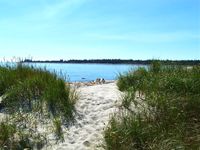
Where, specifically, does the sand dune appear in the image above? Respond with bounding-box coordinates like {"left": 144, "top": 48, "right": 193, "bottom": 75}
{"left": 52, "top": 82, "right": 122, "bottom": 150}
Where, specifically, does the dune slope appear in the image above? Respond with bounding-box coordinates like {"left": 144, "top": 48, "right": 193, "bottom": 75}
{"left": 53, "top": 82, "right": 121, "bottom": 150}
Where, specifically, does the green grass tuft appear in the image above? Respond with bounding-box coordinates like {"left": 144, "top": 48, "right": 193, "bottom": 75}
{"left": 105, "top": 61, "right": 200, "bottom": 150}
{"left": 0, "top": 63, "right": 77, "bottom": 149}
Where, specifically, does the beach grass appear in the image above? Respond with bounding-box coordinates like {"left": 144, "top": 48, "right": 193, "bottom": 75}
{"left": 104, "top": 61, "right": 200, "bottom": 149}
{"left": 0, "top": 63, "right": 77, "bottom": 149}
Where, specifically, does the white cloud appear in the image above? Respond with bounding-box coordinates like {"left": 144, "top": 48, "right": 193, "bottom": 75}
{"left": 0, "top": 0, "right": 89, "bottom": 33}
{"left": 0, "top": 0, "right": 88, "bottom": 22}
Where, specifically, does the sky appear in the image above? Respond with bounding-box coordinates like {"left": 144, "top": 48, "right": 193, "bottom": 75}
{"left": 0, "top": 0, "right": 199, "bottom": 61}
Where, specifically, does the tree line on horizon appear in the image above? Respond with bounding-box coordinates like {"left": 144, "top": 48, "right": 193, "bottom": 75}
{"left": 22, "top": 59, "right": 200, "bottom": 65}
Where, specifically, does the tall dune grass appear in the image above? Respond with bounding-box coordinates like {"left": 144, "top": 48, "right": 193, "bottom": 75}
{"left": 0, "top": 63, "right": 77, "bottom": 149}
{"left": 104, "top": 61, "right": 200, "bottom": 149}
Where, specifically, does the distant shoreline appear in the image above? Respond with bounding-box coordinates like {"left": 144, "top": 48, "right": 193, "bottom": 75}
{"left": 22, "top": 59, "right": 200, "bottom": 66}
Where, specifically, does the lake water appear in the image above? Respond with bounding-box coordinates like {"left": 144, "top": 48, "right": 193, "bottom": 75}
{"left": 22, "top": 63, "right": 145, "bottom": 82}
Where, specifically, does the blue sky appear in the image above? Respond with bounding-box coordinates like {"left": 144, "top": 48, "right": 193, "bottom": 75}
{"left": 0, "top": 0, "right": 199, "bottom": 60}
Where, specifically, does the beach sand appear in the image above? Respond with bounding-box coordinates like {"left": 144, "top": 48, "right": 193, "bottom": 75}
{"left": 51, "top": 82, "right": 122, "bottom": 150}
{"left": 0, "top": 82, "right": 122, "bottom": 150}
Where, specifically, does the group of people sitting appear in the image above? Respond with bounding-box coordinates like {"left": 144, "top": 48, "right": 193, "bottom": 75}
{"left": 95, "top": 78, "right": 105, "bottom": 84}
{"left": 73, "top": 78, "right": 106, "bottom": 87}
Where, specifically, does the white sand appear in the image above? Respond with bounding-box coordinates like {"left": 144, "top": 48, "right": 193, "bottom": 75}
{"left": 52, "top": 82, "right": 122, "bottom": 150}
{"left": 0, "top": 82, "right": 122, "bottom": 150}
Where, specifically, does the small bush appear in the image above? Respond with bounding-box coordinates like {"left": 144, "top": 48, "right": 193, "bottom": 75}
{"left": 0, "top": 122, "right": 16, "bottom": 148}
{"left": 0, "top": 120, "right": 47, "bottom": 150}
{"left": 105, "top": 62, "right": 200, "bottom": 149}
{"left": 53, "top": 117, "right": 64, "bottom": 142}
{"left": 0, "top": 63, "right": 77, "bottom": 149}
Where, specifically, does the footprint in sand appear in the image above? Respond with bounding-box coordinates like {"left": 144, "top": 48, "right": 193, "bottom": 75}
{"left": 48, "top": 82, "right": 121, "bottom": 150}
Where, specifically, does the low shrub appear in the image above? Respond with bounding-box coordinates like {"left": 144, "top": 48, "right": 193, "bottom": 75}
{"left": 0, "top": 63, "right": 77, "bottom": 149}
{"left": 105, "top": 62, "right": 200, "bottom": 149}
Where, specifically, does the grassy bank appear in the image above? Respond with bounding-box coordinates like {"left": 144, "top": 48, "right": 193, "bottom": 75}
{"left": 104, "top": 61, "right": 200, "bottom": 150}
{"left": 0, "top": 63, "right": 77, "bottom": 149}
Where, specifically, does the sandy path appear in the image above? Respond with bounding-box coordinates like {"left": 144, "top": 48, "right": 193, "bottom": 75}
{"left": 53, "top": 82, "right": 121, "bottom": 150}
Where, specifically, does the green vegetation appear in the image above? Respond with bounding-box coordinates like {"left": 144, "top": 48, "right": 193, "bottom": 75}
{"left": 104, "top": 61, "right": 200, "bottom": 150}
{"left": 0, "top": 121, "right": 47, "bottom": 150}
{"left": 53, "top": 117, "right": 64, "bottom": 142}
{"left": 23, "top": 59, "right": 200, "bottom": 65}
{"left": 0, "top": 63, "right": 77, "bottom": 149}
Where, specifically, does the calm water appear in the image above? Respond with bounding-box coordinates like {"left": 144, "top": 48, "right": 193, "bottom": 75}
{"left": 21, "top": 63, "right": 145, "bottom": 82}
